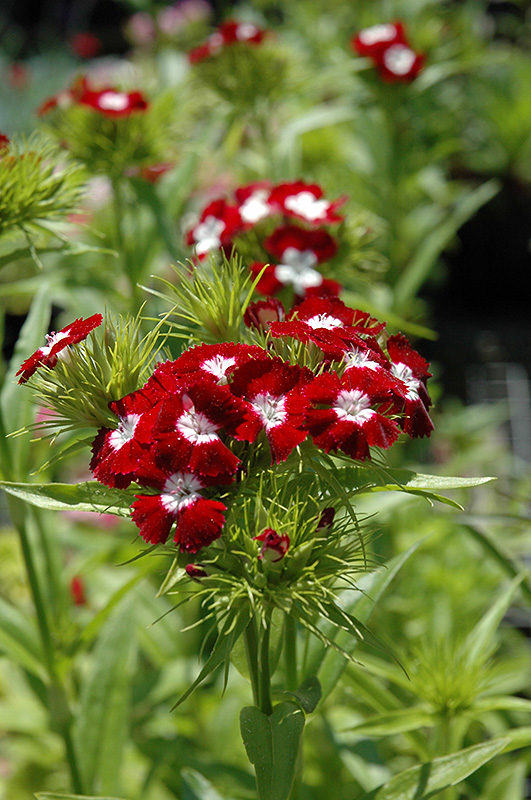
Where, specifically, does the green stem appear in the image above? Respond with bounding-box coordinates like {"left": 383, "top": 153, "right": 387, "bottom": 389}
{"left": 435, "top": 714, "right": 458, "bottom": 800}
{"left": 284, "top": 613, "right": 298, "bottom": 692}
{"left": 244, "top": 616, "right": 260, "bottom": 707}
{"left": 258, "top": 617, "right": 273, "bottom": 716}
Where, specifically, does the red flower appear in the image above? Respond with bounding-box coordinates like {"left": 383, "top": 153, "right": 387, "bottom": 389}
{"left": 269, "top": 181, "right": 346, "bottom": 225}
{"left": 235, "top": 181, "right": 273, "bottom": 225}
{"left": 243, "top": 298, "right": 285, "bottom": 331}
{"left": 90, "top": 386, "right": 161, "bottom": 488}
{"left": 374, "top": 43, "right": 425, "bottom": 83}
{"left": 16, "top": 314, "right": 103, "bottom": 383}
{"left": 0, "top": 133, "right": 9, "bottom": 152}
{"left": 351, "top": 22, "right": 406, "bottom": 57}
{"left": 69, "top": 32, "right": 102, "bottom": 59}
{"left": 166, "top": 342, "right": 266, "bottom": 385}
{"left": 186, "top": 198, "right": 242, "bottom": 256}
{"left": 304, "top": 370, "right": 400, "bottom": 461}
{"left": 131, "top": 471, "right": 226, "bottom": 551}
{"left": 387, "top": 334, "right": 433, "bottom": 437}
{"left": 231, "top": 357, "right": 312, "bottom": 462}
{"left": 254, "top": 225, "right": 338, "bottom": 297}
{"left": 37, "top": 76, "right": 149, "bottom": 117}
{"left": 188, "top": 19, "right": 266, "bottom": 63}
{"left": 270, "top": 297, "right": 385, "bottom": 360}
{"left": 70, "top": 575, "right": 87, "bottom": 605}
{"left": 254, "top": 528, "right": 290, "bottom": 562}
{"left": 151, "top": 381, "right": 245, "bottom": 477}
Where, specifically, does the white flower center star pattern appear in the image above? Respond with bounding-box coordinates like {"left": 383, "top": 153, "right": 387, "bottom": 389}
{"left": 275, "top": 247, "right": 322, "bottom": 293}
{"left": 193, "top": 216, "right": 226, "bottom": 255}
{"left": 177, "top": 409, "right": 220, "bottom": 443}
{"left": 160, "top": 472, "right": 204, "bottom": 514}
{"left": 97, "top": 92, "right": 130, "bottom": 111}
{"left": 201, "top": 355, "right": 237, "bottom": 384}
{"left": 109, "top": 413, "right": 141, "bottom": 450}
{"left": 392, "top": 362, "right": 420, "bottom": 398}
{"left": 284, "top": 191, "right": 330, "bottom": 222}
{"left": 252, "top": 393, "right": 287, "bottom": 429}
{"left": 382, "top": 44, "right": 416, "bottom": 75}
{"left": 358, "top": 24, "right": 397, "bottom": 45}
{"left": 306, "top": 313, "right": 343, "bottom": 330}
{"left": 334, "top": 390, "right": 375, "bottom": 423}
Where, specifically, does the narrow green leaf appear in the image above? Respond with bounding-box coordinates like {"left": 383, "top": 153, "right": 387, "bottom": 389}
{"left": 347, "top": 707, "right": 435, "bottom": 737}
{"left": 473, "top": 696, "right": 531, "bottom": 714}
{"left": 0, "top": 595, "right": 46, "bottom": 680}
{"left": 35, "top": 795, "right": 130, "bottom": 800}
{"left": 359, "top": 738, "right": 509, "bottom": 799}
{"left": 181, "top": 768, "right": 233, "bottom": 800}
{"left": 0, "top": 480, "right": 133, "bottom": 517}
{"left": 171, "top": 608, "right": 251, "bottom": 710}
{"left": 463, "top": 524, "right": 531, "bottom": 606}
{"left": 74, "top": 599, "right": 137, "bottom": 796}
{"left": 463, "top": 575, "right": 524, "bottom": 672}
{"left": 240, "top": 701, "right": 304, "bottom": 800}
{"left": 290, "top": 676, "right": 321, "bottom": 714}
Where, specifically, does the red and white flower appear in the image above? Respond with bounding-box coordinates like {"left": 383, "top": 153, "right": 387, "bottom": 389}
{"left": 387, "top": 333, "right": 433, "bottom": 437}
{"left": 151, "top": 381, "right": 245, "bottom": 477}
{"left": 253, "top": 226, "right": 338, "bottom": 297}
{"left": 235, "top": 181, "right": 273, "bottom": 225}
{"left": 243, "top": 298, "right": 285, "bottom": 331}
{"left": 375, "top": 43, "right": 425, "bottom": 83}
{"left": 38, "top": 76, "right": 149, "bottom": 117}
{"left": 304, "top": 371, "right": 400, "bottom": 461}
{"left": 164, "top": 342, "right": 266, "bottom": 385}
{"left": 89, "top": 386, "right": 160, "bottom": 488}
{"left": 351, "top": 22, "right": 406, "bottom": 58}
{"left": 16, "top": 314, "right": 103, "bottom": 384}
{"left": 269, "top": 181, "right": 346, "bottom": 225}
{"left": 231, "top": 357, "right": 312, "bottom": 462}
{"left": 188, "top": 19, "right": 266, "bottom": 63}
{"left": 186, "top": 198, "right": 242, "bottom": 257}
{"left": 131, "top": 470, "right": 226, "bottom": 551}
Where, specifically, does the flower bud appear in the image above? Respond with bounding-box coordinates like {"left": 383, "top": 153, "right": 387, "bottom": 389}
{"left": 185, "top": 564, "right": 209, "bottom": 581}
{"left": 244, "top": 298, "right": 285, "bottom": 331}
{"left": 254, "top": 528, "right": 290, "bottom": 562}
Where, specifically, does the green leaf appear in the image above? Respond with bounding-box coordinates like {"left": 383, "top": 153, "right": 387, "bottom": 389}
{"left": 181, "top": 768, "right": 233, "bottom": 800}
{"left": 463, "top": 574, "right": 524, "bottom": 672}
{"left": 171, "top": 608, "right": 251, "bottom": 710}
{"left": 0, "top": 480, "right": 134, "bottom": 517}
{"left": 0, "top": 595, "right": 46, "bottom": 680}
{"left": 74, "top": 598, "right": 137, "bottom": 796}
{"left": 348, "top": 707, "right": 435, "bottom": 737}
{"left": 240, "top": 701, "right": 305, "bottom": 800}
{"left": 35, "top": 795, "right": 131, "bottom": 800}
{"left": 359, "top": 737, "right": 509, "bottom": 799}
{"left": 290, "top": 676, "right": 322, "bottom": 714}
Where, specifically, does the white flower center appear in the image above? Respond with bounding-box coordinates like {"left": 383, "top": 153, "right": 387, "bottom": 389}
{"left": 391, "top": 362, "right": 420, "bottom": 399}
{"left": 344, "top": 347, "right": 379, "bottom": 370}
{"left": 41, "top": 330, "right": 70, "bottom": 356}
{"left": 202, "top": 355, "right": 237, "bottom": 384}
{"left": 305, "top": 313, "right": 343, "bottom": 330}
{"left": 358, "top": 24, "right": 397, "bottom": 46}
{"left": 382, "top": 44, "right": 416, "bottom": 75}
{"left": 284, "top": 191, "right": 329, "bottom": 222}
{"left": 109, "top": 413, "right": 141, "bottom": 450}
{"left": 193, "top": 215, "right": 226, "bottom": 255}
{"left": 160, "top": 472, "right": 204, "bottom": 514}
{"left": 239, "top": 191, "right": 270, "bottom": 223}
{"left": 334, "top": 389, "right": 375, "bottom": 423}
{"left": 236, "top": 23, "right": 259, "bottom": 40}
{"left": 252, "top": 393, "right": 287, "bottom": 429}
{"left": 177, "top": 409, "right": 220, "bottom": 443}
{"left": 97, "top": 91, "right": 130, "bottom": 111}
{"left": 274, "top": 248, "right": 322, "bottom": 293}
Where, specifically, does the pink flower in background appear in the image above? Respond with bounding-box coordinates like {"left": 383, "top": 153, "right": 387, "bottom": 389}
{"left": 16, "top": 314, "right": 103, "bottom": 384}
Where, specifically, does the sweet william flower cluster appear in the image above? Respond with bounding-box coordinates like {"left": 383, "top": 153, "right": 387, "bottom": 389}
{"left": 18, "top": 293, "right": 433, "bottom": 556}
{"left": 186, "top": 180, "right": 346, "bottom": 300}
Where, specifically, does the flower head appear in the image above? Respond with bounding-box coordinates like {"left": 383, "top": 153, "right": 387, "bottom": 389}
{"left": 269, "top": 181, "right": 346, "bottom": 225}
{"left": 16, "top": 314, "right": 103, "bottom": 384}
{"left": 351, "top": 21, "right": 425, "bottom": 83}
{"left": 188, "top": 19, "right": 267, "bottom": 63}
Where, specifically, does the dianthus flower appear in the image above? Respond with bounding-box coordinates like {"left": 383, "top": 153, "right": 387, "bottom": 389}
{"left": 131, "top": 468, "right": 227, "bottom": 551}
{"left": 0, "top": 133, "right": 9, "bottom": 152}
{"left": 304, "top": 370, "right": 401, "bottom": 460}
{"left": 268, "top": 181, "right": 346, "bottom": 225}
{"left": 38, "top": 76, "right": 149, "bottom": 117}
{"left": 235, "top": 181, "right": 273, "bottom": 225}
{"left": 250, "top": 226, "right": 339, "bottom": 298}
{"left": 188, "top": 19, "right": 267, "bottom": 63}
{"left": 351, "top": 22, "right": 406, "bottom": 57}
{"left": 254, "top": 528, "right": 290, "bottom": 561}
{"left": 351, "top": 21, "right": 425, "bottom": 83}
{"left": 387, "top": 333, "right": 433, "bottom": 437}
{"left": 186, "top": 198, "right": 242, "bottom": 257}
{"left": 231, "top": 357, "right": 313, "bottom": 463}
{"left": 16, "top": 314, "right": 103, "bottom": 384}
{"left": 160, "top": 342, "right": 266, "bottom": 386}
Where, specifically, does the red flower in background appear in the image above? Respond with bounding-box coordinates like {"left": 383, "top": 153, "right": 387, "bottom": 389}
{"left": 16, "top": 314, "right": 103, "bottom": 384}
{"left": 69, "top": 32, "right": 102, "bottom": 59}
{"left": 188, "top": 19, "right": 267, "bottom": 63}
{"left": 351, "top": 22, "right": 406, "bottom": 57}
{"left": 186, "top": 198, "right": 242, "bottom": 257}
{"left": 38, "top": 76, "right": 149, "bottom": 117}
{"left": 269, "top": 181, "right": 346, "bottom": 225}
{"left": 351, "top": 21, "right": 425, "bottom": 83}
{"left": 0, "top": 132, "right": 9, "bottom": 152}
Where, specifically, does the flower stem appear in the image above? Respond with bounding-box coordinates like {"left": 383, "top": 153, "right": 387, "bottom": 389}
{"left": 284, "top": 613, "right": 298, "bottom": 692}
{"left": 244, "top": 616, "right": 260, "bottom": 707}
{"left": 258, "top": 617, "right": 273, "bottom": 716}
